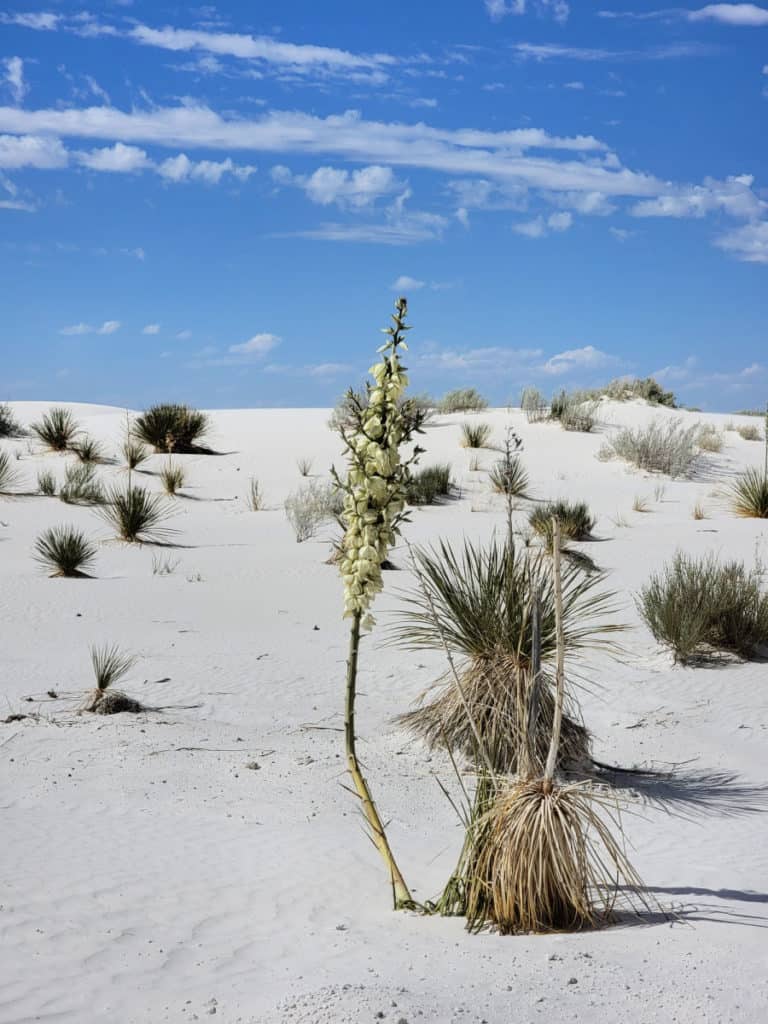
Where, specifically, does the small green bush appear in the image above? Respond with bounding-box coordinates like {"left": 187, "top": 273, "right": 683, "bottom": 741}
{"left": 529, "top": 500, "right": 595, "bottom": 544}
{"left": 134, "top": 404, "right": 210, "bottom": 453}
{"left": 638, "top": 552, "right": 768, "bottom": 663}
{"left": 31, "top": 407, "right": 80, "bottom": 452}
{"left": 37, "top": 469, "right": 57, "bottom": 496}
{"left": 0, "top": 403, "right": 24, "bottom": 438}
{"left": 460, "top": 422, "right": 492, "bottom": 449}
{"left": 600, "top": 419, "right": 700, "bottom": 477}
{"left": 406, "top": 464, "right": 453, "bottom": 505}
{"left": 439, "top": 388, "right": 489, "bottom": 414}
{"left": 98, "top": 484, "right": 174, "bottom": 543}
{"left": 34, "top": 525, "right": 97, "bottom": 577}
{"left": 60, "top": 463, "right": 104, "bottom": 505}
{"left": 550, "top": 391, "right": 599, "bottom": 433}
{"left": 729, "top": 468, "right": 768, "bottom": 519}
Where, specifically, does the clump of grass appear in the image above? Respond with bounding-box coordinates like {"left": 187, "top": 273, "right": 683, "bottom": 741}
{"left": 406, "top": 463, "right": 453, "bottom": 505}
{"left": 638, "top": 551, "right": 768, "bottom": 663}
{"left": 122, "top": 436, "right": 149, "bottom": 470}
{"left": 550, "top": 391, "right": 598, "bottom": 433}
{"left": 585, "top": 376, "right": 676, "bottom": 407}
{"left": 31, "top": 407, "right": 80, "bottom": 452}
{"left": 0, "top": 450, "right": 20, "bottom": 494}
{"left": 729, "top": 468, "right": 768, "bottom": 519}
{"left": 152, "top": 553, "right": 180, "bottom": 575}
{"left": 284, "top": 479, "right": 342, "bottom": 542}
{"left": 736, "top": 423, "right": 762, "bottom": 441}
{"left": 160, "top": 459, "right": 185, "bottom": 496}
{"left": 60, "top": 463, "right": 104, "bottom": 505}
{"left": 439, "top": 388, "right": 488, "bottom": 414}
{"left": 98, "top": 484, "right": 174, "bottom": 543}
{"left": 74, "top": 436, "right": 107, "bottom": 464}
{"left": 521, "top": 386, "right": 548, "bottom": 424}
{"left": 600, "top": 418, "right": 700, "bottom": 477}
{"left": 84, "top": 644, "right": 143, "bottom": 714}
{"left": 696, "top": 423, "right": 724, "bottom": 453}
{"left": 692, "top": 501, "right": 707, "bottom": 520}
{"left": 297, "top": 456, "right": 314, "bottom": 477}
{"left": 468, "top": 454, "right": 482, "bottom": 472}
{"left": 529, "top": 500, "right": 595, "bottom": 544}
{"left": 460, "top": 422, "right": 492, "bottom": 449}
{"left": 37, "top": 469, "right": 57, "bottom": 496}
{"left": 0, "top": 402, "right": 24, "bottom": 438}
{"left": 134, "top": 403, "right": 210, "bottom": 453}
{"left": 33, "top": 525, "right": 97, "bottom": 577}
{"left": 632, "top": 494, "right": 650, "bottom": 513}
{"left": 246, "top": 476, "right": 264, "bottom": 510}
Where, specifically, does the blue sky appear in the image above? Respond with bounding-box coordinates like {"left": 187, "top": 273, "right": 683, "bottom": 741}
{"left": 1, "top": 1, "right": 766, "bottom": 410}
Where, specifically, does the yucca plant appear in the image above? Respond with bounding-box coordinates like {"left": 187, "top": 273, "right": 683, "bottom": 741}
{"left": 406, "top": 463, "right": 453, "bottom": 505}
{"left": 60, "top": 463, "right": 104, "bottom": 505}
{"left": 460, "top": 422, "right": 492, "bottom": 449}
{"left": 31, "top": 407, "right": 80, "bottom": 452}
{"left": 639, "top": 551, "right": 768, "bottom": 663}
{"left": 37, "top": 469, "right": 57, "bottom": 496}
{"left": 33, "top": 525, "right": 97, "bottom": 577}
{"left": 0, "top": 450, "right": 20, "bottom": 494}
{"left": 74, "top": 436, "right": 106, "bottom": 464}
{"left": 729, "top": 467, "right": 768, "bottom": 519}
{"left": 134, "top": 403, "right": 210, "bottom": 453}
{"left": 246, "top": 476, "right": 264, "bottom": 510}
{"left": 297, "top": 456, "right": 314, "bottom": 477}
{"left": 84, "top": 644, "right": 143, "bottom": 714}
{"left": 122, "top": 436, "right": 149, "bottom": 470}
{"left": 0, "top": 402, "right": 24, "bottom": 438}
{"left": 529, "top": 500, "right": 595, "bottom": 545}
{"left": 393, "top": 537, "right": 622, "bottom": 775}
{"left": 488, "top": 457, "right": 528, "bottom": 498}
{"left": 160, "top": 459, "right": 185, "bottom": 496}
{"left": 98, "top": 484, "right": 174, "bottom": 543}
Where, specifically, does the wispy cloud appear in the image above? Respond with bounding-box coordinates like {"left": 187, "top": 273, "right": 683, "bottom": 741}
{"left": 142, "top": 323, "right": 160, "bottom": 335}
{"left": 512, "top": 41, "right": 717, "bottom": 61}
{"left": 539, "top": 344, "right": 618, "bottom": 374}
{"left": 714, "top": 220, "right": 768, "bottom": 262}
{"left": 228, "top": 332, "right": 281, "bottom": 355}
{"left": 3, "top": 57, "right": 26, "bottom": 105}
{"left": 513, "top": 210, "right": 573, "bottom": 237}
{"left": 485, "top": 1, "right": 570, "bottom": 24}
{"left": 59, "top": 319, "right": 120, "bottom": 336}
{"left": 599, "top": 5, "right": 768, "bottom": 27}
{"left": 271, "top": 164, "right": 400, "bottom": 208}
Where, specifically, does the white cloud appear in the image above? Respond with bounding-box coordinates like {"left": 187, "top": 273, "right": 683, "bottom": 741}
{"left": 59, "top": 322, "right": 92, "bottom": 335}
{"left": 176, "top": 329, "right": 192, "bottom": 339}
{"left": 547, "top": 210, "right": 573, "bottom": 231}
{"left": 416, "top": 342, "right": 543, "bottom": 373}
{"left": 540, "top": 345, "right": 617, "bottom": 375}
{"left": 3, "top": 58, "right": 26, "bottom": 105}
{"left": 486, "top": 0, "right": 526, "bottom": 19}
{"left": 0, "top": 12, "right": 60, "bottom": 30}
{"left": 97, "top": 320, "right": 120, "bottom": 335}
{"left": 142, "top": 323, "right": 160, "bottom": 334}
{"left": 391, "top": 275, "right": 425, "bottom": 290}
{"left": 273, "top": 163, "right": 398, "bottom": 208}
{"left": 689, "top": 4, "right": 768, "bottom": 26}
{"left": 485, "top": 0, "right": 569, "bottom": 22}
{"left": 156, "top": 151, "right": 255, "bottom": 183}
{"left": 630, "top": 175, "right": 766, "bottom": 220}
{"left": 714, "top": 220, "right": 768, "bottom": 262}
{"left": 513, "top": 210, "right": 573, "bottom": 237}
{"left": 78, "top": 142, "right": 150, "bottom": 173}
{"left": 0, "top": 133, "right": 67, "bottom": 169}
{"left": 609, "top": 226, "right": 635, "bottom": 241}
{"left": 228, "top": 332, "right": 281, "bottom": 355}
{"left": 512, "top": 41, "right": 715, "bottom": 61}
{"left": 564, "top": 81, "right": 584, "bottom": 90}
{"left": 0, "top": 197, "right": 36, "bottom": 211}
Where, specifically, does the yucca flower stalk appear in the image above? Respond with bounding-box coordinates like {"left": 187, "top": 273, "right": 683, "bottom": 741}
{"left": 332, "top": 297, "right": 424, "bottom": 908}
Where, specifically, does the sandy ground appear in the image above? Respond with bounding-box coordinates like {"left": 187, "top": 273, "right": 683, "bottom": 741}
{"left": 1, "top": 399, "right": 767, "bottom": 1024}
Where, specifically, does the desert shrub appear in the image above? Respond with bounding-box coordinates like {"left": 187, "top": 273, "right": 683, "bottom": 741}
{"left": 134, "top": 403, "right": 210, "bottom": 453}
{"left": 284, "top": 479, "right": 343, "bottom": 542}
{"left": 160, "top": 460, "right": 185, "bottom": 496}
{"left": 696, "top": 423, "right": 724, "bottom": 453}
{"left": 406, "top": 463, "right": 453, "bottom": 505}
{"left": 33, "top": 525, "right": 97, "bottom": 577}
{"left": 550, "top": 391, "right": 598, "bottom": 433}
{"left": 521, "top": 386, "right": 548, "bottom": 424}
{"left": 0, "top": 450, "right": 20, "bottom": 494}
{"left": 0, "top": 403, "right": 24, "bottom": 438}
{"left": 639, "top": 552, "right": 768, "bottom": 663}
{"left": 729, "top": 468, "right": 768, "bottom": 519}
{"left": 31, "top": 407, "right": 80, "bottom": 451}
{"left": 600, "top": 419, "right": 700, "bottom": 477}
{"left": 74, "top": 436, "right": 107, "bottom": 464}
{"left": 297, "top": 456, "right": 313, "bottom": 477}
{"left": 60, "top": 463, "right": 104, "bottom": 505}
{"left": 736, "top": 423, "right": 762, "bottom": 441}
{"left": 439, "top": 388, "right": 489, "bottom": 414}
{"left": 529, "top": 500, "right": 595, "bottom": 544}
{"left": 488, "top": 457, "right": 528, "bottom": 497}
{"left": 85, "top": 644, "right": 143, "bottom": 714}
{"left": 123, "top": 437, "right": 149, "bottom": 470}
{"left": 460, "top": 422, "right": 492, "bottom": 449}
{"left": 600, "top": 376, "right": 677, "bottom": 407}
{"left": 37, "top": 469, "right": 56, "bottom": 496}
{"left": 98, "top": 484, "right": 174, "bottom": 543}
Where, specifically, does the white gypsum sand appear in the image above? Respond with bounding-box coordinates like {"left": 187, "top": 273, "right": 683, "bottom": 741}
{"left": 1, "top": 399, "right": 767, "bottom": 1023}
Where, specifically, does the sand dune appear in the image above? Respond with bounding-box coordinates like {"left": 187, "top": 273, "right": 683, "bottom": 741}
{"left": 1, "top": 400, "right": 767, "bottom": 1023}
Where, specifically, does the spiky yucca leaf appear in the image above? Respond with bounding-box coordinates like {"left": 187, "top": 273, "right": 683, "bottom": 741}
{"left": 0, "top": 450, "right": 20, "bottom": 494}
{"left": 134, "top": 404, "right": 209, "bottom": 453}
{"left": 160, "top": 460, "right": 185, "bottom": 495}
{"left": 31, "top": 407, "right": 80, "bottom": 451}
{"left": 529, "top": 500, "right": 595, "bottom": 544}
{"left": 98, "top": 483, "right": 174, "bottom": 543}
{"left": 90, "top": 643, "right": 137, "bottom": 691}
{"left": 729, "top": 467, "right": 768, "bottom": 519}
{"left": 60, "top": 463, "right": 104, "bottom": 505}
{"left": 460, "top": 422, "right": 492, "bottom": 449}
{"left": 37, "top": 469, "right": 57, "bottom": 496}
{"left": 488, "top": 458, "right": 528, "bottom": 497}
{"left": 122, "top": 437, "right": 149, "bottom": 470}
{"left": 74, "top": 436, "right": 106, "bottom": 464}
{"left": 33, "top": 525, "right": 97, "bottom": 577}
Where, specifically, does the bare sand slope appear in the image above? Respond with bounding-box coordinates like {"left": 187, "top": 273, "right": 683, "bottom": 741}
{"left": 1, "top": 401, "right": 767, "bottom": 1023}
